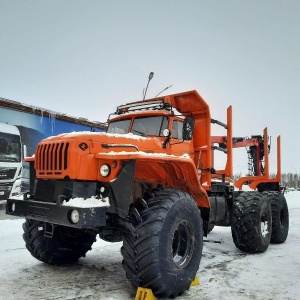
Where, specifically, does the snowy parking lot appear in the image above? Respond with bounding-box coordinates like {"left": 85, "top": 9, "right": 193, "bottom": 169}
{"left": 0, "top": 192, "right": 300, "bottom": 300}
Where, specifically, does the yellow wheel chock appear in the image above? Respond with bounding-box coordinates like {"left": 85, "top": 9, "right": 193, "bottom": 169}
{"left": 135, "top": 287, "right": 157, "bottom": 300}
{"left": 134, "top": 276, "right": 200, "bottom": 299}
{"left": 190, "top": 276, "right": 200, "bottom": 286}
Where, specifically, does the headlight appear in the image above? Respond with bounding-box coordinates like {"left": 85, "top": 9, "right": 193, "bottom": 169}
{"left": 100, "top": 164, "right": 111, "bottom": 177}
{"left": 70, "top": 209, "right": 80, "bottom": 224}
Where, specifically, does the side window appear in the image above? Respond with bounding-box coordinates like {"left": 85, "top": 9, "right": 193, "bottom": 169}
{"left": 172, "top": 121, "right": 183, "bottom": 140}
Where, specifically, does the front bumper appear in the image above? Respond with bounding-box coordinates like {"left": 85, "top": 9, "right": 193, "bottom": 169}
{"left": 6, "top": 198, "right": 107, "bottom": 229}
{"left": 0, "top": 183, "right": 13, "bottom": 200}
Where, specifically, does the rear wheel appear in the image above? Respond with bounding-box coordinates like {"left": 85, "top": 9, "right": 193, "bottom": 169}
{"left": 231, "top": 192, "right": 272, "bottom": 253}
{"left": 121, "top": 188, "right": 203, "bottom": 298}
{"left": 264, "top": 191, "right": 289, "bottom": 243}
{"left": 23, "top": 219, "right": 97, "bottom": 264}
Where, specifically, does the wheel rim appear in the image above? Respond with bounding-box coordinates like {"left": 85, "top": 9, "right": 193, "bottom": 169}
{"left": 260, "top": 212, "right": 270, "bottom": 237}
{"left": 172, "top": 220, "right": 194, "bottom": 268}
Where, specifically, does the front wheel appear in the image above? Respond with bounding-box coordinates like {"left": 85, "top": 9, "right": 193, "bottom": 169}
{"left": 23, "top": 219, "right": 97, "bottom": 264}
{"left": 231, "top": 192, "right": 272, "bottom": 253}
{"left": 121, "top": 188, "right": 203, "bottom": 298}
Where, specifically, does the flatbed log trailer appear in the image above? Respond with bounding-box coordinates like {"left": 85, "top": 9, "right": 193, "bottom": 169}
{"left": 6, "top": 90, "right": 289, "bottom": 298}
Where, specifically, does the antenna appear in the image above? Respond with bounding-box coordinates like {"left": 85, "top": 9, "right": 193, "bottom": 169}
{"left": 143, "top": 72, "right": 154, "bottom": 100}
{"left": 155, "top": 85, "right": 173, "bottom": 97}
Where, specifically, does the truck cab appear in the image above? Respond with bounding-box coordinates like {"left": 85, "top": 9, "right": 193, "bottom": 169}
{"left": 0, "top": 122, "right": 24, "bottom": 200}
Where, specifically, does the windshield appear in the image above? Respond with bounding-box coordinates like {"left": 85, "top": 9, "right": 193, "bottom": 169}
{"left": 0, "top": 133, "right": 21, "bottom": 162}
{"left": 107, "top": 119, "right": 131, "bottom": 134}
{"left": 107, "top": 116, "right": 168, "bottom": 137}
{"left": 131, "top": 116, "right": 168, "bottom": 136}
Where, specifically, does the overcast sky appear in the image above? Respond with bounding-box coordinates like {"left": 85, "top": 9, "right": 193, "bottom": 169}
{"left": 1, "top": 1, "right": 299, "bottom": 174}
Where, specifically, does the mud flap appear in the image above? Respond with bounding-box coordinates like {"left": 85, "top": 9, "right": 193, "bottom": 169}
{"left": 109, "top": 160, "right": 136, "bottom": 218}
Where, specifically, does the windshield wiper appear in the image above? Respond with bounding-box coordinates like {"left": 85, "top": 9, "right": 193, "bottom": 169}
{"left": 132, "top": 129, "right": 146, "bottom": 136}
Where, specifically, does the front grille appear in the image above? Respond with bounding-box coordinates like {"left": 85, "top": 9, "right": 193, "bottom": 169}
{"left": 36, "top": 142, "right": 69, "bottom": 174}
{"left": 0, "top": 167, "right": 17, "bottom": 180}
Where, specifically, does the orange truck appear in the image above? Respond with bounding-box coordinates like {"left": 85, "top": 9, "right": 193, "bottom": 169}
{"left": 6, "top": 90, "right": 289, "bottom": 298}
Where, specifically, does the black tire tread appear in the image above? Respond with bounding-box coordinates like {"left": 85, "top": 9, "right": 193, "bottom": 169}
{"left": 23, "top": 219, "right": 96, "bottom": 265}
{"left": 232, "top": 192, "right": 272, "bottom": 253}
{"left": 264, "top": 191, "right": 289, "bottom": 243}
{"left": 121, "top": 188, "right": 203, "bottom": 298}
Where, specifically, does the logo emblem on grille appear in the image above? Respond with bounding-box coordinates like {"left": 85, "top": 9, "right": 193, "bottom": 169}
{"left": 79, "top": 143, "right": 88, "bottom": 151}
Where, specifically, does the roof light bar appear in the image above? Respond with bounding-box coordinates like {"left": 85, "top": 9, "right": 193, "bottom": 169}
{"left": 116, "top": 100, "right": 171, "bottom": 115}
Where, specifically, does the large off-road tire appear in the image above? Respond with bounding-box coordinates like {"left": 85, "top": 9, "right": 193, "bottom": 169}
{"left": 121, "top": 188, "right": 203, "bottom": 298}
{"left": 231, "top": 192, "right": 272, "bottom": 253}
{"left": 264, "top": 191, "right": 289, "bottom": 243}
{"left": 23, "top": 219, "right": 97, "bottom": 264}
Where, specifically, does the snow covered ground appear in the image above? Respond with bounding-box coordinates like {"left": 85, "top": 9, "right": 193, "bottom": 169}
{"left": 0, "top": 192, "right": 299, "bottom": 300}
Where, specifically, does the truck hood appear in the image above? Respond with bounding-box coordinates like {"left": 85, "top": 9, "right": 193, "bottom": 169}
{"left": 42, "top": 132, "right": 164, "bottom": 154}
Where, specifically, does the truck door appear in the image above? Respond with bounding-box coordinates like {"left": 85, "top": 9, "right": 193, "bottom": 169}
{"left": 169, "top": 119, "right": 194, "bottom": 160}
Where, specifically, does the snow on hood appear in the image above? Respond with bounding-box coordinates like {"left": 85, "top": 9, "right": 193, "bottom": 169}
{"left": 44, "top": 132, "right": 149, "bottom": 141}
{"left": 102, "top": 150, "right": 191, "bottom": 159}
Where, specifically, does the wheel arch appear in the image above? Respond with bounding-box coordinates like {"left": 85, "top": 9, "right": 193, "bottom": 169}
{"left": 104, "top": 154, "right": 210, "bottom": 219}
{"left": 134, "top": 155, "right": 210, "bottom": 208}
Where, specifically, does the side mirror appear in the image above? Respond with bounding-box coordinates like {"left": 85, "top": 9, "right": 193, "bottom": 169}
{"left": 162, "top": 129, "right": 171, "bottom": 149}
{"left": 182, "top": 117, "right": 194, "bottom": 140}
{"left": 162, "top": 128, "right": 170, "bottom": 137}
